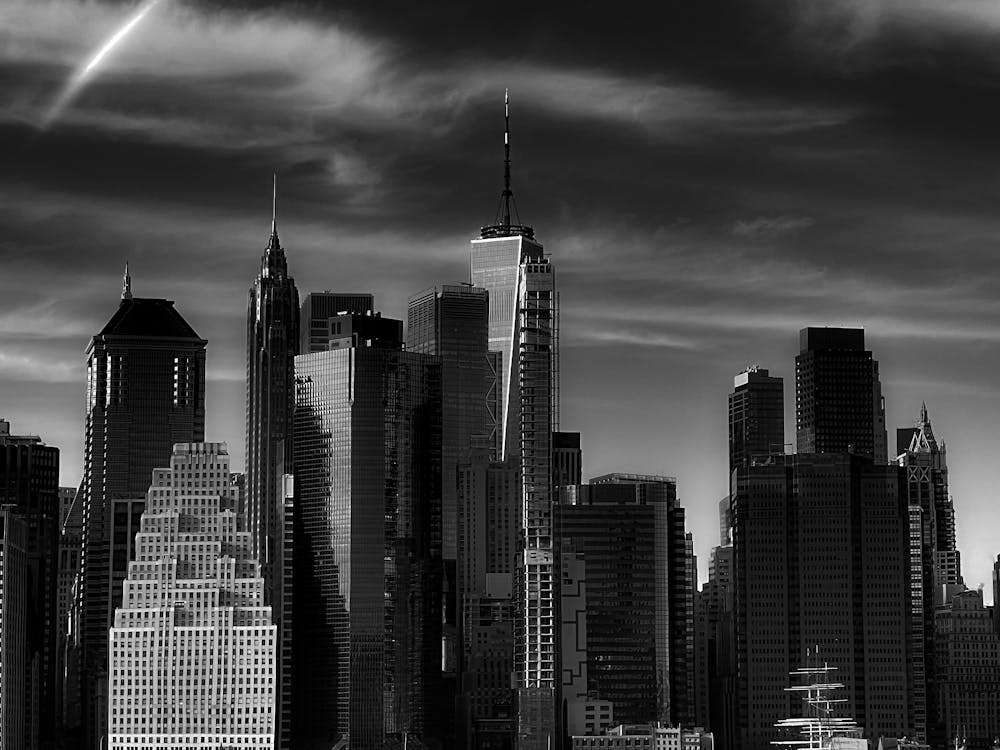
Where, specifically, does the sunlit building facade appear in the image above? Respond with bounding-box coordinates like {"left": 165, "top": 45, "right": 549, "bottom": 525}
{"left": 107, "top": 442, "right": 276, "bottom": 749}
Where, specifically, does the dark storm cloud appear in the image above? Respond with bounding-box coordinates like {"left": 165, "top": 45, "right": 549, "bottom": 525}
{"left": 3, "top": 0, "right": 1000, "bottom": 587}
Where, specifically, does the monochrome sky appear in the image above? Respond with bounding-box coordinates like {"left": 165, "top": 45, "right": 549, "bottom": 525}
{"left": 3, "top": 0, "right": 1000, "bottom": 592}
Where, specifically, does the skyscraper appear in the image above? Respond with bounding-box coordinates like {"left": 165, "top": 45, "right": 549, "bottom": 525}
{"left": 292, "top": 318, "right": 442, "bottom": 750}
{"left": 896, "top": 403, "right": 962, "bottom": 746}
{"left": 0, "top": 419, "right": 60, "bottom": 749}
{"left": 732, "top": 454, "right": 911, "bottom": 750}
{"left": 107, "top": 442, "right": 277, "bottom": 749}
{"left": 795, "top": 327, "right": 888, "bottom": 463}
{"left": 470, "top": 91, "right": 559, "bottom": 750}
{"left": 728, "top": 367, "right": 784, "bottom": 473}
{"left": 79, "top": 270, "right": 206, "bottom": 747}
{"left": 0, "top": 507, "right": 28, "bottom": 749}
{"left": 407, "top": 284, "right": 492, "bottom": 739}
{"left": 299, "top": 291, "right": 375, "bottom": 354}
{"left": 245, "top": 179, "right": 299, "bottom": 749}
{"left": 456, "top": 440, "right": 519, "bottom": 749}
{"left": 556, "top": 474, "right": 695, "bottom": 727}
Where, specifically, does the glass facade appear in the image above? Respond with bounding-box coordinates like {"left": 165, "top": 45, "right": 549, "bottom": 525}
{"left": 79, "top": 296, "right": 206, "bottom": 749}
{"left": 292, "top": 344, "right": 442, "bottom": 750}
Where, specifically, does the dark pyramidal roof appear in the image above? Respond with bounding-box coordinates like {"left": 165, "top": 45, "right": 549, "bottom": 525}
{"left": 99, "top": 297, "right": 202, "bottom": 339}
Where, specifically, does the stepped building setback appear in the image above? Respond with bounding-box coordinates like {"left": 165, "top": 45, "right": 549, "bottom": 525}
{"left": 107, "top": 442, "right": 276, "bottom": 750}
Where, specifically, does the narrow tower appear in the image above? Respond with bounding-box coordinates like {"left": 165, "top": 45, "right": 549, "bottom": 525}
{"left": 470, "top": 93, "right": 560, "bottom": 750}
{"left": 245, "top": 175, "right": 299, "bottom": 750}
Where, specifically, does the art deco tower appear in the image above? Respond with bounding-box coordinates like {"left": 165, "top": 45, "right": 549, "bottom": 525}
{"left": 79, "top": 269, "right": 206, "bottom": 748}
{"left": 245, "top": 178, "right": 299, "bottom": 749}
{"left": 470, "top": 92, "right": 559, "bottom": 750}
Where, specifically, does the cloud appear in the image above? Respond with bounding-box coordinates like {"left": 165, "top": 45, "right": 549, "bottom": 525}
{"left": 732, "top": 215, "right": 815, "bottom": 239}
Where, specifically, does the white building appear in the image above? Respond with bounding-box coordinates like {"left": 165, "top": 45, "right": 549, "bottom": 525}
{"left": 572, "top": 723, "right": 715, "bottom": 750}
{"left": 107, "top": 442, "right": 276, "bottom": 749}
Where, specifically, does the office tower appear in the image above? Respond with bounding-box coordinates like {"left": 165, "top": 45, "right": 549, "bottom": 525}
{"left": 245, "top": 181, "right": 299, "bottom": 749}
{"left": 896, "top": 403, "right": 961, "bottom": 746}
{"left": 0, "top": 419, "right": 61, "bottom": 749}
{"left": 299, "top": 291, "right": 375, "bottom": 353}
{"left": 59, "top": 486, "right": 76, "bottom": 526}
{"left": 407, "top": 284, "right": 491, "bottom": 740}
{"left": 933, "top": 589, "right": 1000, "bottom": 750}
{"left": 471, "top": 92, "right": 559, "bottom": 749}
{"left": 552, "top": 431, "right": 582, "bottom": 490}
{"left": 293, "top": 318, "right": 442, "bottom": 750}
{"left": 795, "top": 327, "right": 887, "bottom": 463}
{"left": 56, "top": 485, "right": 84, "bottom": 735}
{"left": 107, "top": 442, "right": 276, "bottom": 749}
{"left": 0, "top": 507, "right": 28, "bottom": 748}
{"left": 456, "top": 441, "right": 519, "bottom": 749}
{"left": 728, "top": 366, "right": 784, "bottom": 473}
{"left": 732, "top": 454, "right": 911, "bottom": 750}
{"left": 994, "top": 556, "right": 1000, "bottom": 637}
{"left": 555, "top": 474, "right": 694, "bottom": 727}
{"left": 79, "top": 271, "right": 206, "bottom": 747}
{"left": 697, "top": 546, "right": 737, "bottom": 750}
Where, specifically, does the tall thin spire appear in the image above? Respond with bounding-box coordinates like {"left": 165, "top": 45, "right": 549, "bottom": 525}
{"left": 268, "top": 173, "right": 279, "bottom": 249}
{"left": 920, "top": 400, "right": 929, "bottom": 425}
{"left": 121, "top": 261, "right": 132, "bottom": 301}
{"left": 502, "top": 88, "right": 512, "bottom": 229}
{"left": 479, "top": 89, "right": 533, "bottom": 239}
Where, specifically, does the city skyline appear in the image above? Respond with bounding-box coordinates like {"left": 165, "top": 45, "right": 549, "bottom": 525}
{"left": 5, "top": 0, "right": 1000, "bottom": 594}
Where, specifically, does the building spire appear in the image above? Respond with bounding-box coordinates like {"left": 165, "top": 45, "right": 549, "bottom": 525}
{"left": 479, "top": 89, "right": 533, "bottom": 239}
{"left": 268, "top": 173, "right": 279, "bottom": 250}
{"left": 920, "top": 400, "right": 928, "bottom": 425}
{"left": 121, "top": 261, "right": 132, "bottom": 301}
{"left": 502, "top": 88, "right": 512, "bottom": 229}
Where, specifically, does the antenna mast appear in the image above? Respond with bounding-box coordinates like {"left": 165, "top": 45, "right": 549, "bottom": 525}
{"left": 502, "top": 88, "right": 512, "bottom": 229}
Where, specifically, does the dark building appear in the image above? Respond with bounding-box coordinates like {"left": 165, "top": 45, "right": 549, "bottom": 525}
{"left": 245, "top": 190, "right": 299, "bottom": 749}
{"left": 728, "top": 367, "right": 784, "bottom": 474}
{"left": 456, "top": 440, "right": 519, "bottom": 750}
{"left": 407, "top": 284, "right": 492, "bottom": 742}
{"left": 732, "top": 454, "right": 911, "bottom": 750}
{"left": 299, "top": 291, "right": 375, "bottom": 353}
{"left": 933, "top": 589, "right": 1000, "bottom": 750}
{"left": 78, "top": 271, "right": 206, "bottom": 748}
{"left": 697, "top": 546, "right": 736, "bottom": 750}
{"left": 555, "top": 474, "right": 695, "bottom": 727}
{"left": 56, "top": 484, "right": 84, "bottom": 736}
{"left": 292, "top": 318, "right": 443, "bottom": 750}
{"left": 552, "top": 431, "right": 582, "bottom": 491}
{"left": 0, "top": 506, "right": 29, "bottom": 748}
{"left": 895, "top": 403, "right": 961, "bottom": 746}
{"left": 0, "top": 420, "right": 60, "bottom": 750}
{"left": 795, "top": 328, "right": 887, "bottom": 463}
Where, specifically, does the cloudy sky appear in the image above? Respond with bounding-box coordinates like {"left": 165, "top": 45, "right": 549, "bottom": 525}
{"left": 3, "top": 0, "right": 1000, "bottom": 591}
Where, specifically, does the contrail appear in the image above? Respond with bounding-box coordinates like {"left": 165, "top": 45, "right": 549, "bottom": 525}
{"left": 41, "top": 0, "right": 165, "bottom": 131}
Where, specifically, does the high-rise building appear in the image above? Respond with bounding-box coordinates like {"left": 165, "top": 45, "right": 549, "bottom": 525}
{"left": 696, "top": 545, "right": 736, "bottom": 750}
{"left": 552, "top": 431, "right": 582, "bottom": 491}
{"left": 728, "top": 367, "right": 784, "bottom": 474}
{"left": 0, "top": 418, "right": 61, "bottom": 749}
{"left": 245, "top": 181, "right": 299, "bottom": 749}
{"left": 79, "top": 270, "right": 206, "bottom": 747}
{"left": 56, "top": 484, "right": 84, "bottom": 736}
{"left": 896, "top": 403, "right": 961, "bottom": 746}
{"left": 107, "top": 442, "right": 277, "bottom": 749}
{"left": 292, "top": 319, "right": 442, "bottom": 750}
{"left": 0, "top": 507, "right": 29, "bottom": 749}
{"left": 456, "top": 439, "right": 519, "bottom": 749}
{"left": 299, "top": 291, "right": 374, "bottom": 354}
{"left": 795, "top": 328, "right": 887, "bottom": 463}
{"left": 471, "top": 91, "right": 559, "bottom": 749}
{"left": 555, "top": 474, "right": 695, "bottom": 727}
{"left": 408, "top": 285, "right": 491, "bottom": 734}
{"left": 933, "top": 588, "right": 1000, "bottom": 750}
{"left": 732, "top": 454, "right": 911, "bottom": 750}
